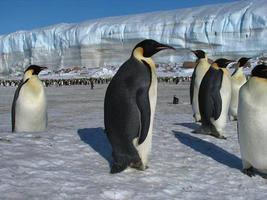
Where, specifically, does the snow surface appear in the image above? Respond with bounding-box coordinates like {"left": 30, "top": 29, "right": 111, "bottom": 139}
{"left": 1, "top": 83, "right": 267, "bottom": 199}
{"left": 0, "top": 0, "right": 267, "bottom": 75}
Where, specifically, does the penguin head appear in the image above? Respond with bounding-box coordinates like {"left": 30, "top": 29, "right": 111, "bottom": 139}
{"left": 251, "top": 64, "right": 267, "bottom": 79}
{"left": 213, "top": 58, "right": 234, "bottom": 68}
{"left": 133, "top": 39, "right": 175, "bottom": 58}
{"left": 191, "top": 50, "right": 206, "bottom": 60}
{"left": 24, "top": 65, "right": 47, "bottom": 80}
{"left": 237, "top": 57, "right": 251, "bottom": 68}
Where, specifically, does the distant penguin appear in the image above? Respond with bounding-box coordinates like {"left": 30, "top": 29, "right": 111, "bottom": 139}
{"left": 229, "top": 57, "right": 250, "bottom": 121}
{"left": 198, "top": 58, "right": 233, "bottom": 139}
{"left": 12, "top": 65, "right": 47, "bottom": 132}
{"left": 173, "top": 95, "right": 179, "bottom": 104}
{"left": 190, "top": 50, "right": 210, "bottom": 122}
{"left": 238, "top": 64, "right": 267, "bottom": 176}
{"left": 104, "top": 39, "right": 175, "bottom": 173}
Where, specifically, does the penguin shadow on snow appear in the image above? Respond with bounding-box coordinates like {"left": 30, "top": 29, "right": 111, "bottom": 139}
{"left": 77, "top": 128, "right": 112, "bottom": 168}
{"left": 174, "top": 122, "right": 200, "bottom": 131}
{"left": 173, "top": 131, "right": 242, "bottom": 170}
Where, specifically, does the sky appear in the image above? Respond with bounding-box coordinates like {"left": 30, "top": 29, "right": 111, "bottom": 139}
{"left": 0, "top": 0, "right": 240, "bottom": 35}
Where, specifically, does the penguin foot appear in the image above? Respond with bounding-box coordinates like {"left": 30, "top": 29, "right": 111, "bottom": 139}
{"left": 130, "top": 160, "right": 145, "bottom": 171}
{"left": 210, "top": 132, "right": 227, "bottom": 140}
{"left": 192, "top": 126, "right": 210, "bottom": 135}
{"left": 110, "top": 162, "right": 128, "bottom": 174}
{"left": 209, "top": 126, "right": 227, "bottom": 140}
{"left": 243, "top": 167, "right": 255, "bottom": 177}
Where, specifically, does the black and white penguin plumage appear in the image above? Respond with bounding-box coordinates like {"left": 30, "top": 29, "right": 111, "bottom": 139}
{"left": 198, "top": 58, "right": 233, "bottom": 139}
{"left": 238, "top": 64, "right": 267, "bottom": 176}
{"left": 12, "top": 65, "right": 47, "bottom": 132}
{"left": 190, "top": 50, "right": 210, "bottom": 122}
{"left": 104, "top": 39, "right": 175, "bottom": 173}
{"left": 229, "top": 57, "right": 250, "bottom": 121}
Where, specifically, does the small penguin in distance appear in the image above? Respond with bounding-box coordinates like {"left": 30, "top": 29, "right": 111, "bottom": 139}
{"left": 198, "top": 58, "right": 234, "bottom": 139}
{"left": 229, "top": 57, "right": 250, "bottom": 121}
{"left": 12, "top": 65, "right": 47, "bottom": 132}
{"left": 104, "top": 39, "right": 175, "bottom": 173}
{"left": 238, "top": 64, "right": 267, "bottom": 176}
{"left": 190, "top": 50, "right": 210, "bottom": 122}
{"left": 173, "top": 95, "right": 179, "bottom": 104}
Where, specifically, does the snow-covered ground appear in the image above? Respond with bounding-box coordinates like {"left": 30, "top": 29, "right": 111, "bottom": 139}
{"left": 1, "top": 83, "right": 267, "bottom": 200}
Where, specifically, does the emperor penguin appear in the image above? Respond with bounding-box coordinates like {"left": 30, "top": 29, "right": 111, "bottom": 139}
{"left": 104, "top": 39, "right": 175, "bottom": 173}
{"left": 190, "top": 50, "right": 210, "bottom": 122}
{"left": 198, "top": 58, "right": 233, "bottom": 139}
{"left": 229, "top": 57, "right": 250, "bottom": 121}
{"left": 238, "top": 64, "right": 267, "bottom": 176}
{"left": 12, "top": 65, "right": 47, "bottom": 132}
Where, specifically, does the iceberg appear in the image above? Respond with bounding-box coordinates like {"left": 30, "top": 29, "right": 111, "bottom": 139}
{"left": 0, "top": 0, "right": 266, "bottom": 75}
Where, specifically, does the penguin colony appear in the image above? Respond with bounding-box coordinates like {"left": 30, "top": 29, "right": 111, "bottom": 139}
{"left": 6, "top": 39, "right": 267, "bottom": 177}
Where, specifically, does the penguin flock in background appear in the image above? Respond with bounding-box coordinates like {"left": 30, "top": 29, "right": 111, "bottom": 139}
{"left": 7, "top": 39, "right": 267, "bottom": 177}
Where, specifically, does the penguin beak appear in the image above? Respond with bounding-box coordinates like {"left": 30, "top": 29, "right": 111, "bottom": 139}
{"left": 40, "top": 67, "right": 48, "bottom": 71}
{"left": 226, "top": 60, "right": 235, "bottom": 65}
{"left": 191, "top": 50, "right": 199, "bottom": 57}
{"left": 156, "top": 44, "right": 176, "bottom": 51}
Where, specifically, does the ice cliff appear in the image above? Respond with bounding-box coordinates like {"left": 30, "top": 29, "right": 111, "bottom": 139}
{"left": 0, "top": 0, "right": 266, "bottom": 75}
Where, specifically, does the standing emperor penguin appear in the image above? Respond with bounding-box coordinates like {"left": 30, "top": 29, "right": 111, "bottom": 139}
{"left": 238, "top": 64, "right": 267, "bottom": 176}
{"left": 198, "top": 58, "right": 233, "bottom": 139}
{"left": 104, "top": 39, "right": 175, "bottom": 173}
{"left": 229, "top": 57, "right": 250, "bottom": 121}
{"left": 12, "top": 65, "right": 47, "bottom": 132}
{"left": 190, "top": 50, "right": 210, "bottom": 122}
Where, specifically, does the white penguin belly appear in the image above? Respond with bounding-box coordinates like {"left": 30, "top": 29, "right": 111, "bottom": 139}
{"left": 15, "top": 84, "right": 47, "bottom": 132}
{"left": 229, "top": 75, "right": 246, "bottom": 119}
{"left": 229, "top": 82, "right": 241, "bottom": 118}
{"left": 192, "top": 61, "right": 210, "bottom": 121}
{"left": 134, "top": 69, "right": 157, "bottom": 168}
{"left": 238, "top": 79, "right": 267, "bottom": 172}
{"left": 211, "top": 73, "right": 231, "bottom": 134}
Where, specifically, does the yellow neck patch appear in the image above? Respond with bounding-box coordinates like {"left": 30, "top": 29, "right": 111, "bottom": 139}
{"left": 23, "top": 69, "right": 34, "bottom": 81}
{"left": 211, "top": 63, "right": 219, "bottom": 70}
{"left": 26, "top": 76, "right": 43, "bottom": 95}
{"left": 221, "top": 68, "right": 230, "bottom": 76}
{"left": 133, "top": 47, "right": 156, "bottom": 70}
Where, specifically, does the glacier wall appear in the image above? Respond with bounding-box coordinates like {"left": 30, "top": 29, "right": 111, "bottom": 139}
{"left": 0, "top": 0, "right": 267, "bottom": 75}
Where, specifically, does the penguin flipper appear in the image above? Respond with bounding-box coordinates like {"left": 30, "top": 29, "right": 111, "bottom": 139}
{"left": 190, "top": 68, "right": 196, "bottom": 105}
{"left": 211, "top": 84, "right": 222, "bottom": 120}
{"left": 199, "top": 68, "right": 223, "bottom": 122}
{"left": 11, "top": 79, "right": 29, "bottom": 132}
{"left": 136, "top": 87, "right": 151, "bottom": 145}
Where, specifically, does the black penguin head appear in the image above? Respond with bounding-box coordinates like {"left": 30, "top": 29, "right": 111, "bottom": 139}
{"left": 251, "top": 64, "right": 267, "bottom": 79}
{"left": 133, "top": 39, "right": 175, "bottom": 58}
{"left": 24, "top": 65, "right": 47, "bottom": 75}
{"left": 191, "top": 50, "right": 206, "bottom": 59}
{"left": 213, "top": 58, "right": 234, "bottom": 68}
{"left": 237, "top": 57, "right": 251, "bottom": 67}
